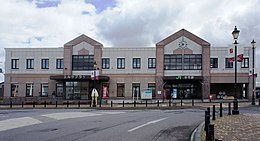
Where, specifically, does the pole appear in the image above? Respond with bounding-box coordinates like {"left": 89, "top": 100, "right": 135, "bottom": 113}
{"left": 252, "top": 45, "right": 256, "bottom": 105}
{"left": 232, "top": 41, "right": 239, "bottom": 115}
{"left": 92, "top": 69, "right": 96, "bottom": 107}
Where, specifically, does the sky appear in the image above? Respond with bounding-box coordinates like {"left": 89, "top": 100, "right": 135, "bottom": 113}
{"left": 0, "top": 0, "right": 260, "bottom": 82}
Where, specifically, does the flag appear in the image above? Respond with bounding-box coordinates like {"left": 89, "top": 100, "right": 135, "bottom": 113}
{"left": 237, "top": 54, "right": 244, "bottom": 62}
{"left": 228, "top": 57, "right": 234, "bottom": 62}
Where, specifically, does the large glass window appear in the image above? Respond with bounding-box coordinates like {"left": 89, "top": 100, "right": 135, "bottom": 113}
{"left": 132, "top": 83, "right": 140, "bottom": 98}
{"left": 26, "top": 59, "right": 34, "bottom": 69}
{"left": 11, "top": 59, "right": 19, "bottom": 69}
{"left": 133, "top": 58, "right": 141, "bottom": 69}
{"left": 11, "top": 84, "right": 18, "bottom": 97}
{"left": 56, "top": 59, "right": 64, "bottom": 69}
{"left": 72, "top": 55, "right": 94, "bottom": 70}
{"left": 41, "top": 83, "right": 48, "bottom": 97}
{"left": 148, "top": 83, "right": 156, "bottom": 98}
{"left": 117, "top": 83, "right": 125, "bottom": 97}
{"left": 41, "top": 59, "right": 49, "bottom": 69}
{"left": 225, "top": 58, "right": 233, "bottom": 68}
{"left": 164, "top": 54, "right": 182, "bottom": 70}
{"left": 148, "top": 58, "right": 156, "bottom": 69}
{"left": 102, "top": 58, "right": 110, "bottom": 69}
{"left": 210, "top": 58, "right": 218, "bottom": 68}
{"left": 26, "top": 83, "right": 34, "bottom": 97}
{"left": 117, "top": 58, "right": 125, "bottom": 69}
{"left": 183, "top": 54, "right": 202, "bottom": 70}
{"left": 241, "top": 58, "right": 249, "bottom": 68}
{"left": 56, "top": 83, "right": 63, "bottom": 97}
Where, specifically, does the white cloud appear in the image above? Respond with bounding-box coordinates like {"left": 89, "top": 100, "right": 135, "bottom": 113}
{"left": 0, "top": 0, "right": 260, "bottom": 82}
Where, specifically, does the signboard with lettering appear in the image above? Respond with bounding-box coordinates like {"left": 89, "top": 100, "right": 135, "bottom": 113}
{"left": 141, "top": 89, "right": 153, "bottom": 99}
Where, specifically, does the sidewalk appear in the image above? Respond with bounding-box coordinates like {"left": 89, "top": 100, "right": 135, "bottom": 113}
{"left": 213, "top": 113, "right": 260, "bottom": 141}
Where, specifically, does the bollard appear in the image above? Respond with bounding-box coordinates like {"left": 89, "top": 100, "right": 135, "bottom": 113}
{"left": 204, "top": 110, "right": 210, "bottom": 131}
{"left": 78, "top": 101, "right": 80, "bottom": 108}
{"left": 44, "top": 101, "right": 47, "bottom": 108}
{"left": 56, "top": 101, "right": 58, "bottom": 108}
{"left": 99, "top": 99, "right": 102, "bottom": 107}
{"left": 212, "top": 105, "right": 216, "bottom": 120}
{"left": 157, "top": 100, "right": 159, "bottom": 107}
{"left": 192, "top": 99, "right": 194, "bottom": 106}
{"left": 89, "top": 100, "right": 92, "bottom": 107}
{"left": 169, "top": 100, "right": 171, "bottom": 107}
{"left": 22, "top": 101, "right": 24, "bottom": 108}
{"left": 10, "top": 101, "right": 12, "bottom": 108}
{"left": 220, "top": 103, "right": 223, "bottom": 117}
{"left": 181, "top": 99, "right": 183, "bottom": 106}
{"left": 67, "top": 101, "right": 69, "bottom": 108}
{"left": 207, "top": 107, "right": 211, "bottom": 117}
{"left": 33, "top": 101, "right": 35, "bottom": 108}
{"left": 134, "top": 101, "right": 136, "bottom": 107}
{"left": 146, "top": 100, "right": 148, "bottom": 107}
{"left": 111, "top": 101, "right": 113, "bottom": 107}
{"left": 259, "top": 99, "right": 260, "bottom": 106}
{"left": 123, "top": 101, "right": 124, "bottom": 107}
{"left": 208, "top": 124, "right": 215, "bottom": 141}
{"left": 228, "top": 102, "right": 231, "bottom": 115}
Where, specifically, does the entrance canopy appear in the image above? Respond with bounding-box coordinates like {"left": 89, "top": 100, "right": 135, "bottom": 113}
{"left": 50, "top": 75, "right": 109, "bottom": 81}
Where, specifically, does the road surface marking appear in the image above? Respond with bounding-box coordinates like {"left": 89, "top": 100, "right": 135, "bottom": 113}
{"left": 0, "top": 117, "right": 42, "bottom": 132}
{"left": 41, "top": 112, "right": 101, "bottom": 120}
{"left": 128, "top": 118, "right": 167, "bottom": 132}
{"left": 97, "top": 111, "right": 125, "bottom": 115}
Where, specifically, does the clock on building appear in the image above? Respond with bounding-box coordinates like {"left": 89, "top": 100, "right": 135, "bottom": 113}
{"left": 178, "top": 40, "right": 188, "bottom": 48}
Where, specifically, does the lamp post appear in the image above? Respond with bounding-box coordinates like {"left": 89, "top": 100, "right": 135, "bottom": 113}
{"left": 232, "top": 26, "right": 240, "bottom": 115}
{"left": 92, "top": 61, "right": 97, "bottom": 107}
{"left": 251, "top": 39, "right": 256, "bottom": 105}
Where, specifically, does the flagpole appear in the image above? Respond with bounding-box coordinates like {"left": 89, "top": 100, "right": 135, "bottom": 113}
{"left": 251, "top": 39, "right": 256, "bottom": 105}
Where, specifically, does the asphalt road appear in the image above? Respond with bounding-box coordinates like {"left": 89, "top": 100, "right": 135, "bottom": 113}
{"left": 0, "top": 108, "right": 205, "bottom": 141}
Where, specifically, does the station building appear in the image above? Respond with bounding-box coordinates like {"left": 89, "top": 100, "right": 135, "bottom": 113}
{"left": 3, "top": 29, "right": 255, "bottom": 102}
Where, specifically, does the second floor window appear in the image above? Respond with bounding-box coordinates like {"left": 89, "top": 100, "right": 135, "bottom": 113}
{"left": 26, "top": 59, "right": 34, "bottom": 69}
{"left": 42, "top": 59, "right": 49, "bottom": 69}
{"left": 133, "top": 58, "right": 141, "bottom": 69}
{"left": 11, "top": 59, "right": 19, "bottom": 69}
{"left": 117, "top": 58, "right": 125, "bottom": 69}
{"left": 210, "top": 58, "right": 218, "bottom": 68}
{"left": 102, "top": 58, "right": 110, "bottom": 69}
{"left": 56, "top": 59, "right": 64, "bottom": 69}
{"left": 225, "top": 58, "right": 233, "bottom": 68}
{"left": 241, "top": 58, "right": 249, "bottom": 68}
{"left": 72, "top": 55, "right": 94, "bottom": 70}
{"left": 148, "top": 58, "right": 156, "bottom": 69}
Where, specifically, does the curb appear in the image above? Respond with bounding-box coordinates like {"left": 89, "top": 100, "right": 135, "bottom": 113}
{"left": 190, "top": 121, "right": 204, "bottom": 141}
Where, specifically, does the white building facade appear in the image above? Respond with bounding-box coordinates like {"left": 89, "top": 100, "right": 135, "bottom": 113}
{"left": 4, "top": 29, "right": 255, "bottom": 102}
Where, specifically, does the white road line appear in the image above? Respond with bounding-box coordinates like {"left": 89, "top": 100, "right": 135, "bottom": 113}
{"left": 97, "top": 111, "right": 125, "bottom": 115}
{"left": 41, "top": 112, "right": 101, "bottom": 120}
{"left": 128, "top": 118, "right": 167, "bottom": 132}
{"left": 0, "top": 117, "right": 42, "bottom": 132}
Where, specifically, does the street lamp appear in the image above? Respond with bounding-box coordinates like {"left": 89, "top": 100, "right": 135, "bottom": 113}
{"left": 92, "top": 61, "right": 97, "bottom": 107}
{"left": 251, "top": 39, "right": 256, "bottom": 105}
{"left": 232, "top": 26, "right": 240, "bottom": 115}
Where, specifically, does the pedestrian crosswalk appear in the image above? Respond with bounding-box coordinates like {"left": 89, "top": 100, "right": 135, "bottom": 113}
{"left": 0, "top": 111, "right": 125, "bottom": 132}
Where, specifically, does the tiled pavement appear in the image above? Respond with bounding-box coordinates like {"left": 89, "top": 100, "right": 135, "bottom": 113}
{"left": 213, "top": 113, "right": 260, "bottom": 141}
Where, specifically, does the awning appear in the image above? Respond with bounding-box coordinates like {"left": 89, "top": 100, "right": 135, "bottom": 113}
{"left": 163, "top": 76, "right": 203, "bottom": 81}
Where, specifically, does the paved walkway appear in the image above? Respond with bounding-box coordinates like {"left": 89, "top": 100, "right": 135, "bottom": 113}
{"left": 212, "top": 113, "right": 260, "bottom": 141}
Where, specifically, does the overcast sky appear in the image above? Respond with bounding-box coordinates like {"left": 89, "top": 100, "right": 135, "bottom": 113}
{"left": 0, "top": 0, "right": 259, "bottom": 82}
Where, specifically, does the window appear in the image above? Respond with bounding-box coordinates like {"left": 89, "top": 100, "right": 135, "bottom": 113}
{"left": 210, "top": 58, "right": 218, "bottom": 68}
{"left": 117, "top": 83, "right": 125, "bottom": 97}
{"left": 26, "top": 83, "right": 34, "bottom": 97}
{"left": 225, "top": 58, "right": 233, "bottom": 68}
{"left": 183, "top": 54, "right": 202, "bottom": 70}
{"left": 56, "top": 59, "right": 64, "bottom": 69}
{"left": 11, "top": 59, "right": 19, "bottom": 69}
{"left": 41, "top": 59, "right": 49, "bottom": 69}
{"left": 11, "top": 84, "right": 18, "bottom": 97}
{"left": 164, "top": 54, "right": 182, "bottom": 70}
{"left": 72, "top": 55, "right": 94, "bottom": 70}
{"left": 102, "top": 83, "right": 109, "bottom": 98}
{"left": 132, "top": 83, "right": 140, "bottom": 98}
{"left": 102, "top": 58, "right": 110, "bottom": 69}
{"left": 241, "top": 58, "right": 249, "bottom": 68}
{"left": 148, "top": 58, "right": 156, "bottom": 69}
{"left": 117, "top": 58, "right": 125, "bottom": 69}
{"left": 41, "top": 83, "right": 48, "bottom": 97}
{"left": 133, "top": 58, "right": 141, "bottom": 69}
{"left": 26, "top": 59, "right": 34, "bottom": 69}
{"left": 148, "top": 83, "right": 156, "bottom": 98}
{"left": 56, "top": 83, "right": 63, "bottom": 97}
